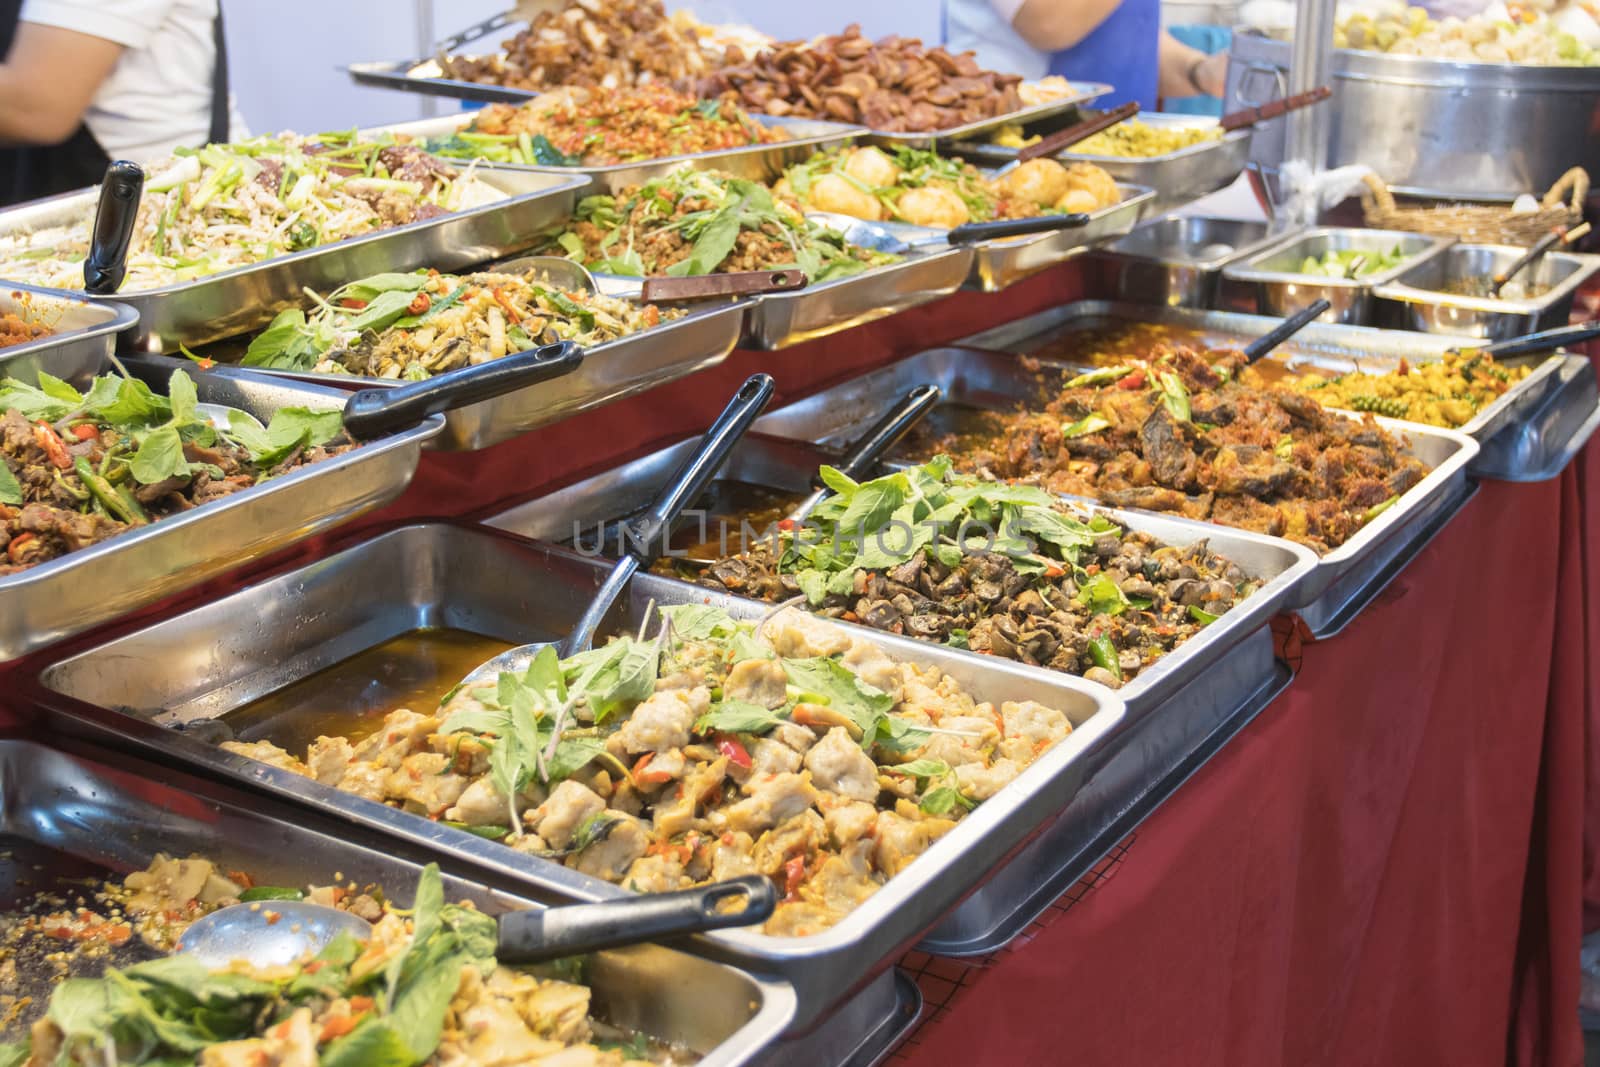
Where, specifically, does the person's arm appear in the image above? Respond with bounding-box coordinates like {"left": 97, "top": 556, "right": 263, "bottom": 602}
{"left": 0, "top": 22, "right": 123, "bottom": 144}
{"left": 1157, "top": 32, "right": 1228, "bottom": 98}
{"left": 1009, "top": 0, "right": 1125, "bottom": 52}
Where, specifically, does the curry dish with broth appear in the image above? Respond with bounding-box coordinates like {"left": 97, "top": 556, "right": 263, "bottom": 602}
{"left": 223, "top": 606, "right": 1078, "bottom": 938}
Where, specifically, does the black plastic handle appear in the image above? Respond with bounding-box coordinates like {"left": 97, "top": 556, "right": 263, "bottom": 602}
{"left": 340, "top": 339, "right": 584, "bottom": 439}
{"left": 1473, "top": 320, "right": 1600, "bottom": 358}
{"left": 622, "top": 373, "right": 776, "bottom": 560}
{"left": 84, "top": 161, "right": 144, "bottom": 295}
{"left": 495, "top": 875, "right": 777, "bottom": 963}
{"left": 946, "top": 213, "right": 1091, "bottom": 244}
{"left": 1244, "top": 298, "right": 1332, "bottom": 363}
{"left": 1490, "top": 228, "right": 1564, "bottom": 295}
{"left": 821, "top": 383, "right": 943, "bottom": 486}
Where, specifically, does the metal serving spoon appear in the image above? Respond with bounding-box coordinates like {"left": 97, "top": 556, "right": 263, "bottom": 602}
{"left": 1448, "top": 319, "right": 1600, "bottom": 358}
{"left": 458, "top": 372, "right": 775, "bottom": 688}
{"left": 495, "top": 254, "right": 806, "bottom": 303}
{"left": 180, "top": 875, "right": 775, "bottom": 970}
{"left": 806, "top": 211, "right": 1092, "bottom": 256}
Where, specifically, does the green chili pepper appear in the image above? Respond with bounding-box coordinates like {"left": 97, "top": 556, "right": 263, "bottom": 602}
{"left": 238, "top": 886, "right": 305, "bottom": 902}
{"left": 74, "top": 457, "right": 145, "bottom": 525}
{"left": 1157, "top": 371, "right": 1191, "bottom": 422}
{"left": 114, "top": 484, "right": 150, "bottom": 523}
{"left": 1064, "top": 365, "right": 1131, "bottom": 389}
{"left": 1087, "top": 634, "right": 1121, "bottom": 681}
{"left": 1063, "top": 413, "right": 1112, "bottom": 438}
{"left": 1189, "top": 604, "right": 1220, "bottom": 625}
{"left": 1361, "top": 494, "right": 1400, "bottom": 523}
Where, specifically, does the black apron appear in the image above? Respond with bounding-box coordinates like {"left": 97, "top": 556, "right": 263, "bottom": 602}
{"left": 0, "top": 1, "right": 230, "bottom": 207}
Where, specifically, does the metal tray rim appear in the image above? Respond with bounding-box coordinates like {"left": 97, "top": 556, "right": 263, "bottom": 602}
{"left": 0, "top": 281, "right": 140, "bottom": 365}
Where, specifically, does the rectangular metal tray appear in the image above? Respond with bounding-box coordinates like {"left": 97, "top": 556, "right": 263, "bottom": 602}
{"left": 951, "top": 299, "right": 1568, "bottom": 472}
{"left": 953, "top": 112, "right": 1253, "bottom": 211}
{"left": 0, "top": 169, "right": 589, "bottom": 352}
{"left": 0, "top": 735, "right": 793, "bottom": 1065}
{"left": 0, "top": 353, "right": 442, "bottom": 662}
{"left": 486, "top": 430, "right": 1313, "bottom": 953}
{"left": 0, "top": 281, "right": 139, "bottom": 381}
{"left": 1221, "top": 226, "right": 1457, "bottom": 325}
{"left": 813, "top": 182, "right": 1156, "bottom": 294}
{"left": 1092, "top": 214, "right": 1280, "bottom": 308}
{"left": 1373, "top": 243, "right": 1600, "bottom": 341}
{"left": 208, "top": 301, "right": 745, "bottom": 451}
{"left": 745, "top": 341, "right": 1479, "bottom": 639}
{"left": 372, "top": 112, "right": 866, "bottom": 185}
{"left": 37, "top": 521, "right": 1125, "bottom": 1032}
{"left": 1472, "top": 354, "right": 1600, "bottom": 484}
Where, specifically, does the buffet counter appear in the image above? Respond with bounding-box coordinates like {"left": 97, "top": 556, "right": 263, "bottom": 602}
{"left": 0, "top": 256, "right": 1592, "bottom": 1066}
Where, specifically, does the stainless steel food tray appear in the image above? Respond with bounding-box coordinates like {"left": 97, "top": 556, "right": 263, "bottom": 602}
{"left": 487, "top": 428, "right": 1314, "bottom": 951}
{"left": 1092, "top": 214, "right": 1281, "bottom": 308}
{"left": 0, "top": 736, "right": 793, "bottom": 1065}
{"left": 811, "top": 182, "right": 1156, "bottom": 294}
{"left": 1472, "top": 355, "right": 1600, "bottom": 484}
{"left": 950, "top": 299, "right": 1583, "bottom": 480}
{"left": 1222, "top": 226, "right": 1456, "bottom": 325}
{"left": 0, "top": 354, "right": 442, "bottom": 662}
{"left": 1373, "top": 243, "right": 1600, "bottom": 341}
{"left": 0, "top": 281, "right": 138, "bottom": 382}
{"left": 0, "top": 169, "right": 589, "bottom": 352}
{"left": 371, "top": 112, "right": 865, "bottom": 185}
{"left": 745, "top": 340, "right": 1479, "bottom": 639}
{"left": 953, "top": 112, "right": 1253, "bottom": 211}
{"left": 38, "top": 522, "right": 1125, "bottom": 1032}
{"left": 216, "top": 301, "right": 745, "bottom": 451}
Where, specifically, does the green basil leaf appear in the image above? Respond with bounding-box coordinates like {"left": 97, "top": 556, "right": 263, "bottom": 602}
{"left": 1189, "top": 604, "right": 1220, "bottom": 625}
{"left": 241, "top": 307, "right": 308, "bottom": 367}
{"left": 919, "top": 785, "right": 974, "bottom": 816}
{"left": 695, "top": 699, "right": 784, "bottom": 735}
{"left": 35, "top": 371, "right": 82, "bottom": 404}
{"left": 887, "top": 758, "right": 950, "bottom": 779}
{"left": 129, "top": 425, "right": 190, "bottom": 485}
{"left": 0, "top": 459, "right": 21, "bottom": 506}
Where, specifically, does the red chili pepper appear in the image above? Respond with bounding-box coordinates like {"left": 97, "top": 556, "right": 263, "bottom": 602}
{"left": 7, "top": 532, "right": 35, "bottom": 564}
{"left": 70, "top": 424, "right": 99, "bottom": 441}
{"left": 783, "top": 855, "right": 807, "bottom": 900}
{"left": 407, "top": 292, "right": 431, "bottom": 316}
{"left": 338, "top": 298, "right": 368, "bottom": 310}
{"left": 1116, "top": 370, "right": 1147, "bottom": 390}
{"left": 33, "top": 421, "right": 70, "bottom": 469}
{"left": 491, "top": 287, "right": 523, "bottom": 323}
{"left": 716, "top": 735, "right": 752, "bottom": 770}
{"left": 631, "top": 752, "right": 673, "bottom": 786}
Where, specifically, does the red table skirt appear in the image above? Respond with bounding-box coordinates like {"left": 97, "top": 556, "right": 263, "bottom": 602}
{"left": 0, "top": 262, "right": 1592, "bottom": 1066}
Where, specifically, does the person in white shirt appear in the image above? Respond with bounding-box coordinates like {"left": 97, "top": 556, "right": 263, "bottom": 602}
{"left": 0, "top": 0, "right": 244, "bottom": 204}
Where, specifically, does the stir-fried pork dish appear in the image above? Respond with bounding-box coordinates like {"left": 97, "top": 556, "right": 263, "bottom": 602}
{"left": 547, "top": 168, "right": 899, "bottom": 281}
{"left": 777, "top": 146, "right": 1119, "bottom": 227}
{"left": 0, "top": 135, "right": 504, "bottom": 293}
{"left": 912, "top": 346, "right": 1432, "bottom": 554}
{"left": 428, "top": 86, "right": 784, "bottom": 168}
{"left": 224, "top": 607, "right": 1077, "bottom": 938}
{"left": 667, "top": 458, "right": 1258, "bottom": 688}
{"left": 0, "top": 370, "right": 351, "bottom": 575}
{"left": 1268, "top": 349, "right": 1532, "bottom": 429}
{"left": 3, "top": 861, "right": 684, "bottom": 1065}
{"left": 241, "top": 268, "right": 678, "bottom": 379}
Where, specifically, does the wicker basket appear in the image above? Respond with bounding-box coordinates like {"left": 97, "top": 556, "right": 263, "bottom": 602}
{"left": 1360, "top": 168, "right": 1589, "bottom": 246}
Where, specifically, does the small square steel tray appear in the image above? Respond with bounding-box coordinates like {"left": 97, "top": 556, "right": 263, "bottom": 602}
{"left": 37, "top": 522, "right": 1124, "bottom": 1033}
{"left": 1222, "top": 226, "right": 1456, "bottom": 326}
{"left": 0, "top": 281, "right": 138, "bottom": 381}
{"left": 1092, "top": 214, "right": 1281, "bottom": 308}
{"left": 1373, "top": 243, "right": 1600, "bottom": 341}
{"left": 0, "top": 735, "right": 793, "bottom": 1065}
{"left": 744, "top": 340, "right": 1477, "bottom": 639}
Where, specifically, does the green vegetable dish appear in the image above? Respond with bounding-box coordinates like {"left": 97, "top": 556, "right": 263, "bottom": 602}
{"left": 675, "top": 456, "right": 1262, "bottom": 689}
{"left": 0, "top": 369, "right": 352, "bottom": 576}
{"left": 1, "top": 863, "right": 689, "bottom": 1066}
{"left": 544, "top": 168, "right": 900, "bottom": 282}
{"left": 1292, "top": 245, "right": 1410, "bottom": 279}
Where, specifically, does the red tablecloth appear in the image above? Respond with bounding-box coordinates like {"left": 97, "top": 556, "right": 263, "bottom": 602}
{"left": 0, "top": 262, "right": 1591, "bottom": 1066}
{"left": 890, "top": 453, "right": 1595, "bottom": 1067}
